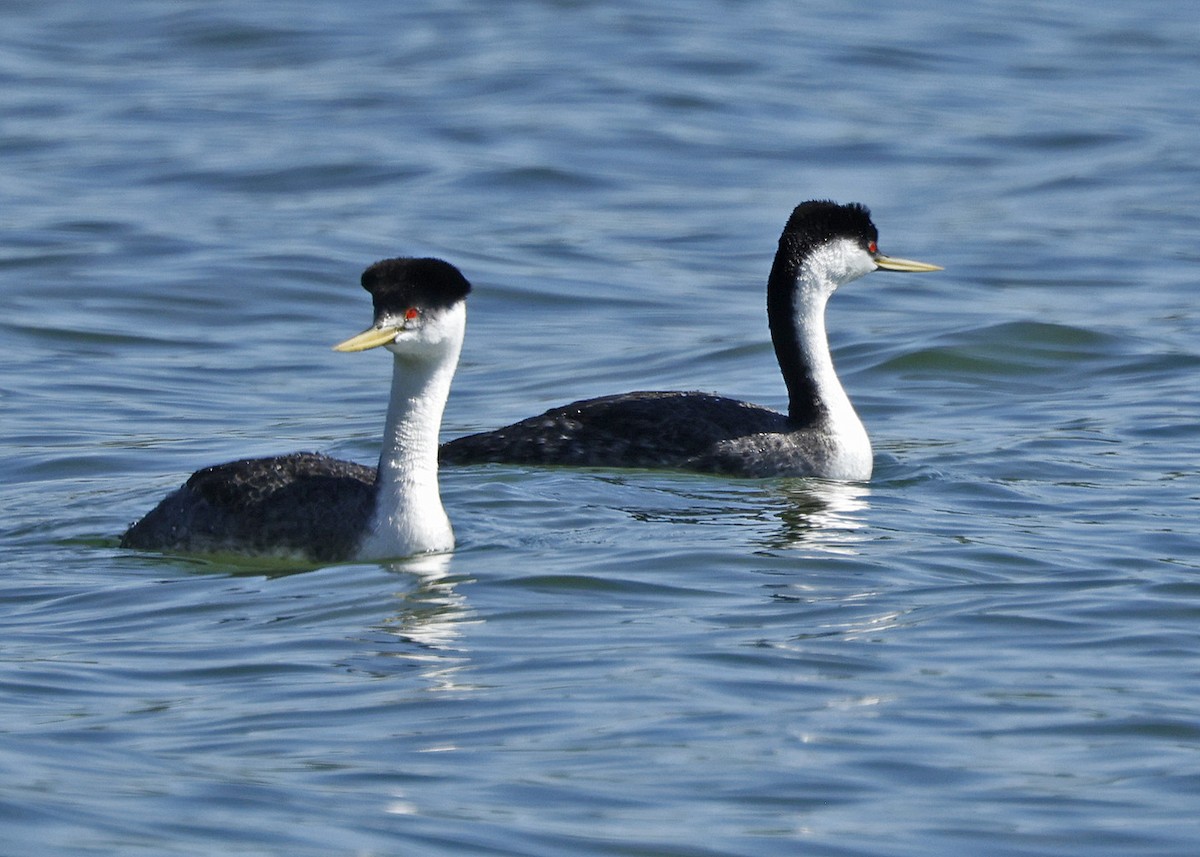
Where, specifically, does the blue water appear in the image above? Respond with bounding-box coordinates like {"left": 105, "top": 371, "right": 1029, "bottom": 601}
{"left": 4, "top": 1, "right": 1200, "bottom": 854}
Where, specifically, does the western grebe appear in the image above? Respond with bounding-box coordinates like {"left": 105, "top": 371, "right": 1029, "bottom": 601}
{"left": 121, "top": 257, "right": 471, "bottom": 562}
{"left": 441, "top": 200, "right": 940, "bottom": 480}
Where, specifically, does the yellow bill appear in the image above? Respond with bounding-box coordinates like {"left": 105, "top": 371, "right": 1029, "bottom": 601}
{"left": 874, "top": 254, "right": 943, "bottom": 273}
{"left": 333, "top": 325, "right": 400, "bottom": 352}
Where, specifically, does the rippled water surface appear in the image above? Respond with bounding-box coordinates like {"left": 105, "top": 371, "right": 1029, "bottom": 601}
{"left": 4, "top": 1, "right": 1200, "bottom": 854}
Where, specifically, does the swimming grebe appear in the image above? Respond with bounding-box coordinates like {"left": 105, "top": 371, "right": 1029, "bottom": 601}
{"left": 440, "top": 201, "right": 939, "bottom": 480}
{"left": 121, "top": 257, "right": 471, "bottom": 562}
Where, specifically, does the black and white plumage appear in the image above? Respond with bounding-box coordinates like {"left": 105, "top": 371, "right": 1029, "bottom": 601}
{"left": 440, "top": 201, "right": 940, "bottom": 480}
{"left": 121, "top": 257, "right": 471, "bottom": 562}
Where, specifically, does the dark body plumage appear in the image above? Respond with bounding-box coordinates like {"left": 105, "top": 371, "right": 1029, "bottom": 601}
{"left": 121, "top": 256, "right": 472, "bottom": 562}
{"left": 121, "top": 453, "right": 376, "bottom": 562}
{"left": 441, "top": 200, "right": 939, "bottom": 480}
{"left": 440, "top": 391, "right": 811, "bottom": 477}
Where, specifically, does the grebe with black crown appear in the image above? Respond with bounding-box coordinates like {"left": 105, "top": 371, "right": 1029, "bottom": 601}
{"left": 440, "top": 200, "right": 940, "bottom": 480}
{"left": 121, "top": 257, "right": 471, "bottom": 562}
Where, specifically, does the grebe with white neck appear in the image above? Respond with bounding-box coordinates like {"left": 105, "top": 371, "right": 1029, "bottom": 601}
{"left": 121, "top": 257, "right": 470, "bottom": 562}
{"left": 441, "top": 201, "right": 940, "bottom": 480}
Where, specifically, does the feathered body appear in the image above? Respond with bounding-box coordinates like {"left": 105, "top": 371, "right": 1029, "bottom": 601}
{"left": 442, "top": 201, "right": 939, "bottom": 480}
{"left": 122, "top": 257, "right": 471, "bottom": 562}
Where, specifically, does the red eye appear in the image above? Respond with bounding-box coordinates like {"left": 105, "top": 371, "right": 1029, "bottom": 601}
{"left": 868, "top": 241, "right": 878, "bottom": 253}
{"left": 405, "top": 307, "right": 419, "bottom": 320}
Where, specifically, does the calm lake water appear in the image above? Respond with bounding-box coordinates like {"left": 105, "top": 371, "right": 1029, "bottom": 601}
{"left": 3, "top": 1, "right": 1200, "bottom": 854}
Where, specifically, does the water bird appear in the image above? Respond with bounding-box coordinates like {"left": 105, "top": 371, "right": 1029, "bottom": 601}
{"left": 441, "top": 200, "right": 940, "bottom": 480}
{"left": 121, "top": 257, "right": 471, "bottom": 562}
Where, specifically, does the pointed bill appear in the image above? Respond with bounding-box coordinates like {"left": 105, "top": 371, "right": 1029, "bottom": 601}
{"left": 333, "top": 325, "right": 400, "bottom": 352}
{"left": 873, "top": 254, "right": 943, "bottom": 273}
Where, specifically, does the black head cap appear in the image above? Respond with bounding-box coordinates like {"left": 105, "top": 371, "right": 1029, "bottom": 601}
{"left": 360, "top": 257, "right": 472, "bottom": 318}
{"left": 773, "top": 200, "right": 878, "bottom": 275}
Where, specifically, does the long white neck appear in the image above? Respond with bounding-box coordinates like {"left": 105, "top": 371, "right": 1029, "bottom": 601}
{"left": 789, "top": 267, "right": 872, "bottom": 480}
{"left": 356, "top": 339, "right": 461, "bottom": 560}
